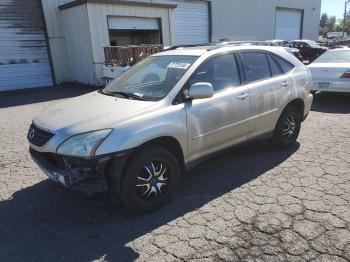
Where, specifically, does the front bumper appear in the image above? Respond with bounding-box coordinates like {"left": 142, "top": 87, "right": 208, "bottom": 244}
{"left": 29, "top": 147, "right": 112, "bottom": 195}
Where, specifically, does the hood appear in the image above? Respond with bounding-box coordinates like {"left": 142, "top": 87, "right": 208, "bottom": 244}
{"left": 34, "top": 91, "right": 155, "bottom": 134}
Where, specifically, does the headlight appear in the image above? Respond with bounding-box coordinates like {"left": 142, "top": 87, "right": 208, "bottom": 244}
{"left": 57, "top": 129, "right": 112, "bottom": 157}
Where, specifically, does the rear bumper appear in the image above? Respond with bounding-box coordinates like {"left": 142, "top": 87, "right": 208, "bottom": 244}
{"left": 29, "top": 147, "right": 127, "bottom": 196}
{"left": 311, "top": 81, "right": 350, "bottom": 93}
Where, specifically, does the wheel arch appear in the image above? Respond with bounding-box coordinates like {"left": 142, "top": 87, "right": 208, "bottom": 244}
{"left": 282, "top": 98, "right": 305, "bottom": 121}
{"left": 137, "top": 136, "right": 186, "bottom": 171}
{"left": 104, "top": 136, "right": 186, "bottom": 198}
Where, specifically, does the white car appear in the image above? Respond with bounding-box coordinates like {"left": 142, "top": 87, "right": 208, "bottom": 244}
{"left": 308, "top": 48, "right": 350, "bottom": 93}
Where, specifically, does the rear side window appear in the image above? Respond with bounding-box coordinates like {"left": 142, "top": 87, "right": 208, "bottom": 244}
{"left": 273, "top": 55, "right": 295, "bottom": 73}
{"left": 240, "top": 52, "right": 271, "bottom": 82}
{"left": 267, "top": 55, "right": 283, "bottom": 76}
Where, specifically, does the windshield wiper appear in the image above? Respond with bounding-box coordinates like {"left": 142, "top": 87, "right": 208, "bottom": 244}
{"left": 102, "top": 91, "right": 145, "bottom": 100}
{"left": 100, "top": 90, "right": 158, "bottom": 101}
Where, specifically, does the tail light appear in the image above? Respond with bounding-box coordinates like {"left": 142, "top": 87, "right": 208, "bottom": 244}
{"left": 340, "top": 70, "right": 350, "bottom": 78}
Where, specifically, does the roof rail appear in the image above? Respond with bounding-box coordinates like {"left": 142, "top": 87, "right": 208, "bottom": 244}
{"left": 165, "top": 43, "right": 210, "bottom": 51}
{"left": 207, "top": 41, "right": 273, "bottom": 51}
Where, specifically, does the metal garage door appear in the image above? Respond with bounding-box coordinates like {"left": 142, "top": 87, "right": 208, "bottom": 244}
{"left": 174, "top": 1, "right": 209, "bottom": 45}
{"left": 108, "top": 17, "right": 159, "bottom": 30}
{"left": 0, "top": 0, "right": 53, "bottom": 91}
{"left": 275, "top": 8, "right": 303, "bottom": 40}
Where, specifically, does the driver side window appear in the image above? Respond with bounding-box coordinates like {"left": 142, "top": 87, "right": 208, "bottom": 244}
{"left": 189, "top": 53, "right": 241, "bottom": 92}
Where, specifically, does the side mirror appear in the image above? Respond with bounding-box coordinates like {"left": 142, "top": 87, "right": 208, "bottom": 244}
{"left": 187, "top": 82, "right": 214, "bottom": 100}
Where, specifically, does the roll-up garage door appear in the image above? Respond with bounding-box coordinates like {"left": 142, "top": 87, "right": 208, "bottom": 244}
{"left": 0, "top": 0, "right": 53, "bottom": 91}
{"left": 275, "top": 8, "right": 303, "bottom": 40}
{"left": 174, "top": 1, "right": 209, "bottom": 45}
{"left": 108, "top": 17, "right": 159, "bottom": 30}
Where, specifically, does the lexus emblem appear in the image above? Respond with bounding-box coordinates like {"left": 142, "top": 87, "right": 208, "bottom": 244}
{"left": 28, "top": 128, "right": 35, "bottom": 140}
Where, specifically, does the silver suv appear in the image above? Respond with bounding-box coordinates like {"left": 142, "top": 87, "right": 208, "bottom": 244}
{"left": 28, "top": 44, "right": 313, "bottom": 212}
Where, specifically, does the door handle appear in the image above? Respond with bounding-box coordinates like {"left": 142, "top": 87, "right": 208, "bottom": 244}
{"left": 236, "top": 93, "right": 249, "bottom": 100}
{"left": 281, "top": 81, "right": 289, "bottom": 87}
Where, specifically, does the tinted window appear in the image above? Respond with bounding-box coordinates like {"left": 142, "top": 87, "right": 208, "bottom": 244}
{"left": 240, "top": 52, "right": 271, "bottom": 82}
{"left": 267, "top": 55, "right": 283, "bottom": 76}
{"left": 189, "top": 54, "right": 240, "bottom": 92}
{"left": 273, "top": 55, "right": 294, "bottom": 73}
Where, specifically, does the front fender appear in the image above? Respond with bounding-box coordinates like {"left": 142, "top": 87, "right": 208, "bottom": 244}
{"left": 96, "top": 104, "right": 188, "bottom": 159}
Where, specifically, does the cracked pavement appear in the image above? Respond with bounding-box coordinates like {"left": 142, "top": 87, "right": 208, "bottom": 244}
{"left": 0, "top": 88, "right": 349, "bottom": 262}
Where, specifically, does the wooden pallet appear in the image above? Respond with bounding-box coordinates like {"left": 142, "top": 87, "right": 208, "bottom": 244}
{"left": 104, "top": 44, "right": 163, "bottom": 67}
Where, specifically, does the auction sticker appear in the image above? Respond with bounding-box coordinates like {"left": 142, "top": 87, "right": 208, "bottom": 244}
{"left": 167, "top": 62, "right": 191, "bottom": 70}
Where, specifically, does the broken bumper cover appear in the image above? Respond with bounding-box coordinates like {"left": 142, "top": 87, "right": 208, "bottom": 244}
{"left": 29, "top": 147, "right": 124, "bottom": 195}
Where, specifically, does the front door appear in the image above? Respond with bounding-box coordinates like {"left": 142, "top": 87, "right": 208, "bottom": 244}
{"left": 185, "top": 53, "right": 250, "bottom": 162}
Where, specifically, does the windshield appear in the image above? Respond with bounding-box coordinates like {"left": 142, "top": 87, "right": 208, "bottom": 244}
{"left": 103, "top": 55, "right": 197, "bottom": 101}
{"left": 313, "top": 50, "right": 350, "bottom": 63}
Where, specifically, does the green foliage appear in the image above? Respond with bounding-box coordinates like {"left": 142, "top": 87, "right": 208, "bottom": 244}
{"left": 320, "top": 13, "right": 328, "bottom": 28}
{"left": 319, "top": 13, "right": 346, "bottom": 37}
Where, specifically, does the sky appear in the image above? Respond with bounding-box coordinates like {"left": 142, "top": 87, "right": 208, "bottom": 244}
{"left": 321, "top": 0, "right": 346, "bottom": 19}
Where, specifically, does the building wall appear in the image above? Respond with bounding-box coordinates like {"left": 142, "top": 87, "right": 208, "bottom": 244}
{"left": 61, "top": 5, "right": 95, "bottom": 84}
{"left": 42, "top": 0, "right": 321, "bottom": 86}
{"left": 41, "top": 0, "right": 71, "bottom": 83}
{"left": 86, "top": 2, "right": 174, "bottom": 85}
{"left": 211, "top": 0, "right": 321, "bottom": 41}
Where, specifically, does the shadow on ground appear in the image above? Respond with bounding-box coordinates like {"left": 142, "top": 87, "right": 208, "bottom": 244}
{"left": 311, "top": 92, "right": 350, "bottom": 114}
{"left": 0, "top": 141, "right": 299, "bottom": 262}
{"left": 0, "top": 84, "right": 99, "bottom": 108}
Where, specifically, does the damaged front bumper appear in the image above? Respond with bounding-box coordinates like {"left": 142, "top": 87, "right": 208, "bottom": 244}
{"left": 29, "top": 147, "right": 126, "bottom": 196}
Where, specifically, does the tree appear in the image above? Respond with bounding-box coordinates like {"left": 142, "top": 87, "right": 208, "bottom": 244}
{"left": 320, "top": 13, "right": 328, "bottom": 28}
{"left": 327, "top": 16, "right": 337, "bottom": 32}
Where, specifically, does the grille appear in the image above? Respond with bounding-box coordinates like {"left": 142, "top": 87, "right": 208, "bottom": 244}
{"left": 27, "top": 123, "right": 55, "bottom": 147}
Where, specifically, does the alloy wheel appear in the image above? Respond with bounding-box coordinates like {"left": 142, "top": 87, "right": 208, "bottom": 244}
{"left": 282, "top": 113, "right": 297, "bottom": 140}
{"left": 135, "top": 160, "right": 170, "bottom": 201}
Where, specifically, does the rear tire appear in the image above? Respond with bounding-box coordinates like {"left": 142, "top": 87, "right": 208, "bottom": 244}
{"left": 119, "top": 146, "right": 180, "bottom": 213}
{"left": 272, "top": 106, "right": 302, "bottom": 149}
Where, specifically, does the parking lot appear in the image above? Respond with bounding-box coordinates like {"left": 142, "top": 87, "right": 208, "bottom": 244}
{"left": 0, "top": 87, "right": 349, "bottom": 262}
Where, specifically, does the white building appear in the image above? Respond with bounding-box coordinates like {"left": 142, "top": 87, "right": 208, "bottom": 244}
{"left": 0, "top": 0, "right": 321, "bottom": 91}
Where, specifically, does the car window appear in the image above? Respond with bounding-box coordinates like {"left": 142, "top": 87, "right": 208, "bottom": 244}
{"left": 313, "top": 50, "right": 350, "bottom": 63}
{"left": 104, "top": 55, "right": 197, "bottom": 100}
{"left": 273, "top": 55, "right": 294, "bottom": 73}
{"left": 267, "top": 55, "right": 283, "bottom": 76}
{"left": 240, "top": 52, "right": 271, "bottom": 82}
{"left": 189, "top": 53, "right": 240, "bottom": 92}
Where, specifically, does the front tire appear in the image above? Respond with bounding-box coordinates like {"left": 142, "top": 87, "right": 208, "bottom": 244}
{"left": 119, "top": 146, "right": 180, "bottom": 213}
{"left": 272, "top": 106, "right": 302, "bottom": 149}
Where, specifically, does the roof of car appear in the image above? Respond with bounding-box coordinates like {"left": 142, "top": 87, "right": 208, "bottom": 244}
{"left": 154, "top": 44, "right": 288, "bottom": 57}
{"left": 292, "top": 39, "right": 316, "bottom": 44}
{"left": 327, "top": 47, "right": 350, "bottom": 51}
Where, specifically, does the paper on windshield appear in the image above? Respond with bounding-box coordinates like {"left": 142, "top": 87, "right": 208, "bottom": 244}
{"left": 167, "top": 62, "right": 191, "bottom": 70}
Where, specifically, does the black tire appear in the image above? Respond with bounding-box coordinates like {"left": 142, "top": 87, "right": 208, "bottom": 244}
{"left": 119, "top": 146, "right": 180, "bottom": 213}
{"left": 272, "top": 106, "right": 302, "bottom": 149}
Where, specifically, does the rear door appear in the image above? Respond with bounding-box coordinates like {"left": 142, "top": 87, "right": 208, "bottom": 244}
{"left": 239, "top": 51, "right": 291, "bottom": 138}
